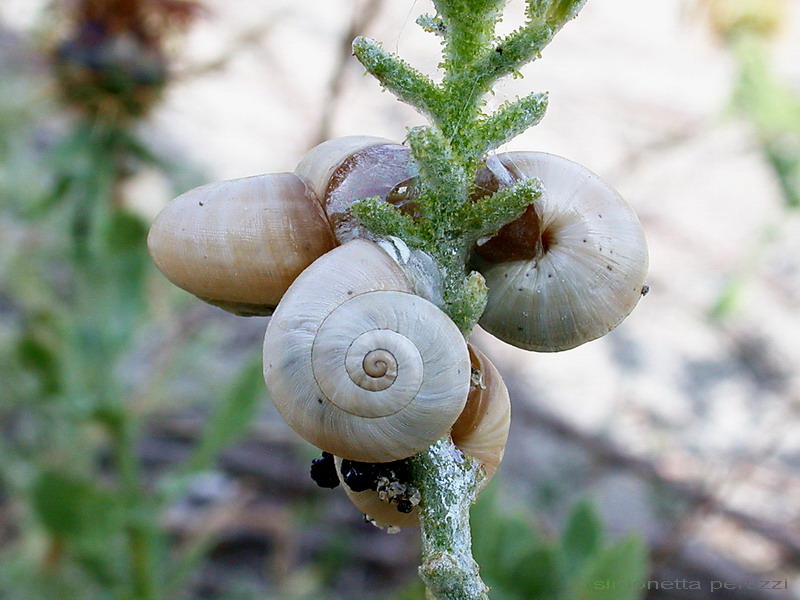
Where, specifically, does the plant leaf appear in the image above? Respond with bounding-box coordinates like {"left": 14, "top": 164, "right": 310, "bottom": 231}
{"left": 573, "top": 536, "right": 649, "bottom": 600}
{"left": 562, "top": 499, "right": 603, "bottom": 571}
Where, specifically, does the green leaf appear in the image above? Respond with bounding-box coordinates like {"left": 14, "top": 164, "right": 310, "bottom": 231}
{"left": 508, "top": 545, "right": 561, "bottom": 599}
{"left": 573, "top": 536, "right": 649, "bottom": 600}
{"left": 31, "top": 471, "right": 116, "bottom": 540}
{"left": 466, "top": 177, "right": 542, "bottom": 238}
{"left": 352, "top": 36, "right": 446, "bottom": 124}
{"left": 474, "top": 92, "right": 549, "bottom": 153}
{"left": 562, "top": 499, "right": 603, "bottom": 571}
{"left": 350, "top": 196, "right": 424, "bottom": 245}
{"left": 182, "top": 356, "right": 265, "bottom": 474}
{"left": 471, "top": 484, "right": 558, "bottom": 598}
{"left": 17, "top": 335, "right": 61, "bottom": 396}
{"left": 546, "top": 0, "right": 588, "bottom": 24}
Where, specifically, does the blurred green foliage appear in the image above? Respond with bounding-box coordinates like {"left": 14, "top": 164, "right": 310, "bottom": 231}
{"left": 393, "top": 484, "right": 649, "bottom": 600}
{"left": 470, "top": 485, "right": 648, "bottom": 600}
{"left": 707, "top": 0, "right": 800, "bottom": 318}
{"left": 0, "top": 4, "right": 656, "bottom": 599}
{"left": 0, "top": 42, "right": 266, "bottom": 599}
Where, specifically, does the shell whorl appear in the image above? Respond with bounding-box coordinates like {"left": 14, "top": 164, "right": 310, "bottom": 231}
{"left": 452, "top": 345, "right": 511, "bottom": 483}
{"left": 473, "top": 152, "right": 649, "bottom": 352}
{"left": 263, "top": 239, "right": 470, "bottom": 463}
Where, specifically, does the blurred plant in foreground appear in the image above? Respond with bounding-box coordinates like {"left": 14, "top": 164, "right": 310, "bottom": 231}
{"left": 394, "top": 484, "right": 648, "bottom": 600}
{"left": 0, "top": 2, "right": 275, "bottom": 599}
{"left": 1, "top": 1, "right": 655, "bottom": 597}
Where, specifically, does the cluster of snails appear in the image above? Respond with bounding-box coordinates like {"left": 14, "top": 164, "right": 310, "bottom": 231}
{"left": 148, "top": 136, "right": 648, "bottom": 529}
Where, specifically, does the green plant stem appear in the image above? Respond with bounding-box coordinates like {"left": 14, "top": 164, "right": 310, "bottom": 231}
{"left": 109, "top": 414, "right": 158, "bottom": 600}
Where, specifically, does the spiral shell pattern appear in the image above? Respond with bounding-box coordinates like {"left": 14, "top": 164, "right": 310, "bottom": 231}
{"left": 334, "top": 344, "right": 511, "bottom": 528}
{"left": 263, "top": 240, "right": 470, "bottom": 462}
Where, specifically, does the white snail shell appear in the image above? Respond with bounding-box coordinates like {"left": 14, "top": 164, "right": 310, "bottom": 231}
{"left": 335, "top": 344, "right": 510, "bottom": 528}
{"left": 295, "top": 136, "right": 418, "bottom": 243}
{"left": 472, "top": 152, "right": 649, "bottom": 352}
{"left": 147, "top": 173, "right": 335, "bottom": 315}
{"left": 263, "top": 239, "right": 470, "bottom": 463}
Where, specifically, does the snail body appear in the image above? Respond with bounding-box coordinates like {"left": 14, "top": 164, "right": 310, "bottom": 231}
{"left": 147, "top": 172, "right": 335, "bottom": 316}
{"left": 263, "top": 239, "right": 470, "bottom": 463}
{"left": 335, "top": 344, "right": 510, "bottom": 528}
{"left": 473, "top": 152, "right": 649, "bottom": 352}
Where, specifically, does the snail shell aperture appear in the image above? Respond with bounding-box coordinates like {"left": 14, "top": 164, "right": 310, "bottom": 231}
{"left": 295, "top": 135, "right": 418, "bottom": 243}
{"left": 263, "top": 239, "right": 470, "bottom": 463}
{"left": 472, "top": 152, "right": 649, "bottom": 352}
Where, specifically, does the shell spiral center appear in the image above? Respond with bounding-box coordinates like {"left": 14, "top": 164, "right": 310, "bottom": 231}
{"left": 312, "top": 293, "right": 425, "bottom": 418}
{"left": 346, "top": 334, "right": 400, "bottom": 391}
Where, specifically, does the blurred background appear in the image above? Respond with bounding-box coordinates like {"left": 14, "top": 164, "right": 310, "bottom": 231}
{"left": 1, "top": 0, "right": 799, "bottom": 599}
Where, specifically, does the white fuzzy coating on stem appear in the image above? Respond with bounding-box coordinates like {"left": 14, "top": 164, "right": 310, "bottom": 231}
{"left": 412, "top": 438, "right": 490, "bottom": 600}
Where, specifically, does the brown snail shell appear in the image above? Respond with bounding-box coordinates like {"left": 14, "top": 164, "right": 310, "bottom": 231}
{"left": 147, "top": 173, "right": 335, "bottom": 316}
{"left": 335, "top": 344, "right": 510, "bottom": 528}
{"left": 451, "top": 344, "right": 511, "bottom": 483}
{"left": 294, "top": 135, "right": 418, "bottom": 242}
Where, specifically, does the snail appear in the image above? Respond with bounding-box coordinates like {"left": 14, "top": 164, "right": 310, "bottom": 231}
{"left": 332, "top": 344, "right": 511, "bottom": 529}
{"left": 147, "top": 136, "right": 415, "bottom": 315}
{"left": 262, "top": 238, "right": 471, "bottom": 463}
{"left": 471, "top": 152, "right": 649, "bottom": 352}
{"left": 147, "top": 172, "right": 336, "bottom": 316}
{"left": 294, "top": 135, "right": 418, "bottom": 242}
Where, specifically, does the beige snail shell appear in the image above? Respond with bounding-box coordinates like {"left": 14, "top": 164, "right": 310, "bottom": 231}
{"left": 335, "top": 344, "right": 510, "bottom": 528}
{"left": 472, "top": 152, "right": 649, "bottom": 352}
{"left": 147, "top": 173, "right": 335, "bottom": 316}
{"left": 294, "top": 136, "right": 418, "bottom": 242}
{"left": 263, "top": 239, "right": 470, "bottom": 463}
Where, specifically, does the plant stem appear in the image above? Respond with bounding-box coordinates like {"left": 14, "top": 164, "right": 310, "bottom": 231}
{"left": 109, "top": 412, "right": 158, "bottom": 600}
{"left": 352, "top": 2, "right": 589, "bottom": 597}
{"left": 412, "top": 439, "right": 489, "bottom": 600}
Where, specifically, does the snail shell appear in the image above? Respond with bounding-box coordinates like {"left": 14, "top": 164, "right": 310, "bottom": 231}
{"left": 295, "top": 136, "right": 418, "bottom": 242}
{"left": 263, "top": 239, "right": 470, "bottom": 463}
{"left": 451, "top": 344, "right": 511, "bottom": 483}
{"left": 147, "top": 173, "right": 335, "bottom": 316}
{"left": 333, "top": 456, "right": 419, "bottom": 529}
{"left": 472, "top": 152, "right": 649, "bottom": 352}
{"left": 335, "top": 344, "right": 510, "bottom": 528}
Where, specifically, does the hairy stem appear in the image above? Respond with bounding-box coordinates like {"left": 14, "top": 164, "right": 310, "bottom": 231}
{"left": 411, "top": 439, "right": 489, "bottom": 600}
